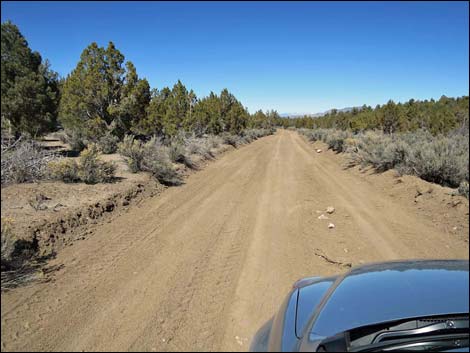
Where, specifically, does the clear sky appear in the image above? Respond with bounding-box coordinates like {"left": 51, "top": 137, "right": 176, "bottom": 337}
{"left": 1, "top": 1, "right": 469, "bottom": 114}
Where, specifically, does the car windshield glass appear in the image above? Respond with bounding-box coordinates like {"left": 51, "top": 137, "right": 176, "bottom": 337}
{"left": 311, "top": 267, "right": 469, "bottom": 337}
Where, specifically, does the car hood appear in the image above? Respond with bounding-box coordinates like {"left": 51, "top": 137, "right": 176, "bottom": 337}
{"left": 309, "top": 259, "right": 469, "bottom": 337}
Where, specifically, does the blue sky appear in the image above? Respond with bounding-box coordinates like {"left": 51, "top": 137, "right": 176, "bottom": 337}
{"left": 2, "top": 1, "right": 469, "bottom": 114}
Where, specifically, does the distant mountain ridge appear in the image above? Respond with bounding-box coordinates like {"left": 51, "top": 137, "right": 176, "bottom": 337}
{"left": 281, "top": 106, "right": 360, "bottom": 118}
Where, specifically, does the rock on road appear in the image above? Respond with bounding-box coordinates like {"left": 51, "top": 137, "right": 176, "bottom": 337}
{"left": 1, "top": 130, "right": 468, "bottom": 352}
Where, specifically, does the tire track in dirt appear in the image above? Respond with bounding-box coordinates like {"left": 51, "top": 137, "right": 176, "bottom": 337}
{"left": 1, "top": 130, "right": 468, "bottom": 352}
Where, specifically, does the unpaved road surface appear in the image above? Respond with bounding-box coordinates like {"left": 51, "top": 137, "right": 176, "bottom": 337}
{"left": 1, "top": 130, "right": 468, "bottom": 352}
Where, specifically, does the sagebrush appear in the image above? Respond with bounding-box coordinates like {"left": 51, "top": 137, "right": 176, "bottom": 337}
{"left": 48, "top": 144, "right": 116, "bottom": 184}
{"left": 118, "top": 135, "right": 181, "bottom": 185}
{"left": 300, "top": 128, "right": 469, "bottom": 193}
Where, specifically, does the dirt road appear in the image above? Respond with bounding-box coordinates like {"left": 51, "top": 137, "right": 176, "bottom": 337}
{"left": 1, "top": 130, "right": 468, "bottom": 352}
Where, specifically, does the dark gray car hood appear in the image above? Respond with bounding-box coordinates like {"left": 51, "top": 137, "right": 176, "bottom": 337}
{"left": 309, "top": 259, "right": 469, "bottom": 337}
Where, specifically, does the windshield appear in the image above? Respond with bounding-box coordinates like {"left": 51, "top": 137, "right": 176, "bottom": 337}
{"left": 311, "top": 267, "right": 469, "bottom": 337}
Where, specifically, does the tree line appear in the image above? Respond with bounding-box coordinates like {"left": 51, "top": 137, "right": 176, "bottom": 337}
{"left": 3, "top": 20, "right": 467, "bottom": 141}
{"left": 277, "top": 96, "right": 469, "bottom": 135}
{"left": 1, "top": 21, "right": 278, "bottom": 143}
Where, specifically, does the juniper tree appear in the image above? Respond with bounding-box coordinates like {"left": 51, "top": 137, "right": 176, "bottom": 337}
{"left": 59, "top": 42, "right": 149, "bottom": 141}
{"left": 1, "top": 21, "right": 59, "bottom": 137}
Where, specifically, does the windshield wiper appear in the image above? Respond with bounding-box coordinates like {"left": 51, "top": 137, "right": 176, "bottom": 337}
{"left": 350, "top": 333, "right": 469, "bottom": 352}
{"left": 317, "top": 315, "right": 469, "bottom": 352}
{"left": 371, "top": 319, "right": 469, "bottom": 344}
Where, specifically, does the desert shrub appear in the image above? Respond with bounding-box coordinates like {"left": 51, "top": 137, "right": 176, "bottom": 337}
{"left": 48, "top": 144, "right": 116, "bottom": 184}
{"left": 168, "top": 141, "right": 185, "bottom": 162}
{"left": 1, "top": 139, "right": 57, "bottom": 185}
{"left": 168, "top": 140, "right": 194, "bottom": 168}
{"left": 313, "top": 129, "right": 329, "bottom": 142}
{"left": 48, "top": 158, "right": 80, "bottom": 183}
{"left": 379, "top": 139, "right": 411, "bottom": 172}
{"left": 343, "top": 137, "right": 359, "bottom": 153}
{"left": 403, "top": 135, "right": 468, "bottom": 187}
{"left": 78, "top": 144, "right": 116, "bottom": 184}
{"left": 245, "top": 128, "right": 276, "bottom": 140}
{"left": 350, "top": 133, "right": 411, "bottom": 172}
{"left": 97, "top": 133, "right": 119, "bottom": 154}
{"left": 458, "top": 181, "right": 469, "bottom": 199}
{"left": 242, "top": 129, "right": 259, "bottom": 142}
{"left": 118, "top": 135, "right": 146, "bottom": 172}
{"left": 65, "top": 129, "right": 88, "bottom": 152}
{"left": 218, "top": 129, "right": 273, "bottom": 148}
{"left": 347, "top": 130, "right": 390, "bottom": 168}
{"left": 206, "top": 135, "right": 223, "bottom": 149}
{"left": 118, "top": 135, "right": 181, "bottom": 185}
{"left": 300, "top": 128, "right": 331, "bottom": 143}
{"left": 141, "top": 137, "right": 180, "bottom": 185}
{"left": 1, "top": 217, "right": 15, "bottom": 270}
{"left": 143, "top": 154, "right": 180, "bottom": 185}
{"left": 185, "top": 137, "right": 214, "bottom": 159}
{"left": 324, "top": 130, "right": 352, "bottom": 152}
{"left": 300, "top": 127, "right": 469, "bottom": 191}
{"left": 399, "top": 129, "right": 434, "bottom": 145}
{"left": 299, "top": 129, "right": 316, "bottom": 142}
{"left": 221, "top": 133, "right": 241, "bottom": 147}
{"left": 240, "top": 133, "right": 253, "bottom": 144}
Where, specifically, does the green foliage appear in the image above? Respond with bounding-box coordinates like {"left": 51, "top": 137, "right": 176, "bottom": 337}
{"left": 48, "top": 158, "right": 80, "bottom": 182}
{"left": 402, "top": 134, "right": 468, "bottom": 187}
{"left": 241, "top": 128, "right": 276, "bottom": 143}
{"left": 221, "top": 133, "right": 242, "bottom": 147}
{"left": 78, "top": 144, "right": 116, "bottom": 184}
{"left": 324, "top": 130, "right": 353, "bottom": 152}
{"left": 168, "top": 140, "right": 194, "bottom": 168}
{"left": 247, "top": 110, "right": 279, "bottom": 130}
{"left": 206, "top": 135, "right": 223, "bottom": 149}
{"left": 2, "top": 23, "right": 277, "bottom": 143}
{"left": 184, "top": 136, "right": 214, "bottom": 160}
{"left": 117, "top": 135, "right": 145, "bottom": 172}
{"left": 64, "top": 129, "right": 88, "bottom": 152}
{"left": 98, "top": 132, "right": 119, "bottom": 154}
{"left": 192, "top": 92, "right": 223, "bottom": 135}
{"left": 280, "top": 96, "right": 469, "bottom": 136}
{"left": 300, "top": 128, "right": 469, "bottom": 189}
{"left": 142, "top": 84, "right": 251, "bottom": 138}
{"left": 118, "top": 135, "right": 181, "bottom": 185}
{"left": 48, "top": 144, "right": 116, "bottom": 184}
{"left": 59, "top": 42, "right": 150, "bottom": 141}
{"left": 1, "top": 21, "right": 59, "bottom": 137}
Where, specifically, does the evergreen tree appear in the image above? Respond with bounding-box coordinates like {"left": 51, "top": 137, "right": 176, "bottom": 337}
{"left": 137, "top": 87, "right": 171, "bottom": 136}
{"left": 1, "top": 21, "right": 59, "bottom": 137}
{"left": 59, "top": 41, "right": 149, "bottom": 140}
{"left": 193, "top": 92, "right": 222, "bottom": 135}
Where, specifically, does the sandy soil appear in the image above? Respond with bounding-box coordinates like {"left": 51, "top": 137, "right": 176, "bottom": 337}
{"left": 1, "top": 130, "right": 468, "bottom": 352}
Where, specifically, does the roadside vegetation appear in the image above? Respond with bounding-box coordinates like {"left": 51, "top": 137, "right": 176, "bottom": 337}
{"left": 277, "top": 96, "right": 469, "bottom": 136}
{"left": 1, "top": 21, "right": 278, "bottom": 187}
{"left": 299, "top": 127, "right": 469, "bottom": 198}
{"left": 1, "top": 19, "right": 467, "bottom": 274}
{"left": 0, "top": 21, "right": 277, "bottom": 271}
{"left": 48, "top": 144, "right": 117, "bottom": 184}
{"left": 275, "top": 89, "right": 469, "bottom": 199}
